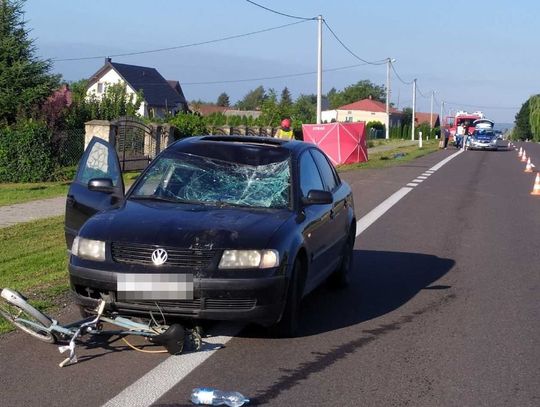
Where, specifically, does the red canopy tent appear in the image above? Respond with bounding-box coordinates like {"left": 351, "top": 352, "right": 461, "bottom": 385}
{"left": 302, "top": 122, "right": 368, "bottom": 166}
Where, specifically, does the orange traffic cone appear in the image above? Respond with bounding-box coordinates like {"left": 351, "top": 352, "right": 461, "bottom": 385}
{"left": 518, "top": 147, "right": 523, "bottom": 157}
{"left": 524, "top": 158, "right": 535, "bottom": 173}
{"left": 531, "top": 174, "right": 540, "bottom": 196}
{"left": 521, "top": 152, "right": 528, "bottom": 162}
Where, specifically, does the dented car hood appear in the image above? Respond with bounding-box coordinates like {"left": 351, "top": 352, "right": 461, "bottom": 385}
{"left": 79, "top": 199, "right": 291, "bottom": 249}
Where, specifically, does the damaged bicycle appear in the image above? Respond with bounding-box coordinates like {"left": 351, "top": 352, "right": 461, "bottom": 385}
{"left": 0, "top": 288, "right": 202, "bottom": 367}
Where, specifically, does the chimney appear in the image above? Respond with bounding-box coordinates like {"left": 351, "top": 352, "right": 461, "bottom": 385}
{"left": 105, "top": 57, "right": 111, "bottom": 64}
{"left": 368, "top": 94, "right": 372, "bottom": 100}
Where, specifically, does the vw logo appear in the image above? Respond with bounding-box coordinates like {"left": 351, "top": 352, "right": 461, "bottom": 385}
{"left": 151, "top": 248, "right": 168, "bottom": 266}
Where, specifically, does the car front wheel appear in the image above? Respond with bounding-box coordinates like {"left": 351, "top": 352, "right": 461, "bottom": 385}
{"left": 268, "top": 258, "right": 302, "bottom": 338}
{"left": 329, "top": 229, "right": 355, "bottom": 288}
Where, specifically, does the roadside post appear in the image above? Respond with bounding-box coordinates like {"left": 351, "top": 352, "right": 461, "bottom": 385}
{"left": 419, "top": 131, "right": 423, "bottom": 148}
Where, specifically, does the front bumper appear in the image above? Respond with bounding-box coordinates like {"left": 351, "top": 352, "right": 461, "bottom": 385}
{"left": 69, "top": 264, "right": 287, "bottom": 325}
{"left": 468, "top": 141, "right": 497, "bottom": 150}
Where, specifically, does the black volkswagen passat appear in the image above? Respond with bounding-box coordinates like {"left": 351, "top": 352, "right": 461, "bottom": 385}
{"left": 65, "top": 135, "right": 355, "bottom": 336}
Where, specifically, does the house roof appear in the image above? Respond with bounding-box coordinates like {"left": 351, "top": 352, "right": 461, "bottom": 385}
{"left": 415, "top": 112, "right": 440, "bottom": 126}
{"left": 337, "top": 98, "right": 399, "bottom": 113}
{"left": 88, "top": 59, "right": 185, "bottom": 108}
{"left": 167, "top": 80, "right": 187, "bottom": 103}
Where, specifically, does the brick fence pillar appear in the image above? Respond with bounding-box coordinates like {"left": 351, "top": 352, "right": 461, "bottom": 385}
{"left": 84, "top": 120, "right": 116, "bottom": 149}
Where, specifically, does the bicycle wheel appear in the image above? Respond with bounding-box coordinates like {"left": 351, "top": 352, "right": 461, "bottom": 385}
{"left": 0, "top": 290, "right": 56, "bottom": 343}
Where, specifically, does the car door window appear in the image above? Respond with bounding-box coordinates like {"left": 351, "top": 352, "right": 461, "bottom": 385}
{"left": 299, "top": 151, "right": 324, "bottom": 197}
{"left": 311, "top": 149, "right": 339, "bottom": 192}
{"left": 76, "top": 138, "right": 121, "bottom": 186}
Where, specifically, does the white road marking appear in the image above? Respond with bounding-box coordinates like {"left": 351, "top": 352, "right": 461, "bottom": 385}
{"left": 102, "top": 324, "right": 243, "bottom": 407}
{"left": 355, "top": 187, "right": 413, "bottom": 236}
{"left": 417, "top": 176, "right": 428, "bottom": 179}
{"left": 412, "top": 179, "right": 424, "bottom": 183}
{"left": 103, "top": 149, "right": 464, "bottom": 407}
{"left": 429, "top": 150, "right": 463, "bottom": 171}
{"left": 356, "top": 149, "right": 463, "bottom": 236}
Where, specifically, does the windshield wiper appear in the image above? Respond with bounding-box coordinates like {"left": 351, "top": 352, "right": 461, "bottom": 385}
{"left": 130, "top": 195, "right": 179, "bottom": 203}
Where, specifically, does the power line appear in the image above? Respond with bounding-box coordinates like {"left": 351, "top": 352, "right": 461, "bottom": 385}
{"left": 416, "top": 84, "right": 431, "bottom": 99}
{"left": 245, "top": 0, "right": 317, "bottom": 20}
{"left": 322, "top": 20, "right": 387, "bottom": 66}
{"left": 182, "top": 61, "right": 379, "bottom": 85}
{"left": 390, "top": 61, "right": 414, "bottom": 85}
{"left": 52, "top": 20, "right": 309, "bottom": 62}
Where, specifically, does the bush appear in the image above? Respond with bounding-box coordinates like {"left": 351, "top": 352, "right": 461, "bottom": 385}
{"left": 168, "top": 113, "right": 207, "bottom": 138}
{"left": 0, "top": 120, "right": 56, "bottom": 182}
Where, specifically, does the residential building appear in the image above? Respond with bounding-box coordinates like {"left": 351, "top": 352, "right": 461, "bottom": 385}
{"left": 87, "top": 58, "right": 188, "bottom": 118}
{"left": 321, "top": 97, "right": 402, "bottom": 127}
{"left": 415, "top": 112, "right": 440, "bottom": 128}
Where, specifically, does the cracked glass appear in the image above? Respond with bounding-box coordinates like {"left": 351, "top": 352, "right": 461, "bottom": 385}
{"left": 131, "top": 153, "right": 291, "bottom": 209}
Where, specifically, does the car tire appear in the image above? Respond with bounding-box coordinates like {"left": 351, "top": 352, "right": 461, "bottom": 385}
{"left": 329, "top": 230, "right": 355, "bottom": 289}
{"left": 268, "top": 258, "right": 302, "bottom": 338}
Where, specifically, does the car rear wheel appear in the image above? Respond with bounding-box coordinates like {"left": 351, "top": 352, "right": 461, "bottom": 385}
{"left": 268, "top": 258, "right": 302, "bottom": 338}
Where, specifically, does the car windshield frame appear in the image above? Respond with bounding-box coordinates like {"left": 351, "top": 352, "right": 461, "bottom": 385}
{"left": 129, "top": 150, "right": 292, "bottom": 210}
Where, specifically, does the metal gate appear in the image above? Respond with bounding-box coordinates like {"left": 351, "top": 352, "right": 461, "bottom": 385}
{"left": 114, "top": 117, "right": 156, "bottom": 171}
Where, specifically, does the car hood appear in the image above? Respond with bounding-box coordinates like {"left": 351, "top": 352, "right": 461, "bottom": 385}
{"left": 80, "top": 199, "right": 292, "bottom": 249}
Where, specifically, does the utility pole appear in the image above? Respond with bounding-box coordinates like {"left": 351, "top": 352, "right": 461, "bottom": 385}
{"left": 430, "top": 90, "right": 434, "bottom": 129}
{"left": 411, "top": 79, "right": 417, "bottom": 140}
{"left": 316, "top": 15, "right": 323, "bottom": 124}
{"left": 440, "top": 100, "right": 444, "bottom": 135}
{"left": 385, "top": 58, "right": 395, "bottom": 139}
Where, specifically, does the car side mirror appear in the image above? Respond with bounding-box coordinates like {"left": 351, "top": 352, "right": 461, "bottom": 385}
{"left": 88, "top": 178, "right": 115, "bottom": 194}
{"left": 301, "top": 189, "right": 333, "bottom": 206}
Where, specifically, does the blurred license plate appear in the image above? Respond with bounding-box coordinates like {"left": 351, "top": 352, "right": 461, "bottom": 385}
{"left": 117, "top": 274, "right": 193, "bottom": 300}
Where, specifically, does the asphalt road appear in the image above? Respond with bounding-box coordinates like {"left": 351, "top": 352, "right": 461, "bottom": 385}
{"left": 1, "top": 142, "right": 539, "bottom": 406}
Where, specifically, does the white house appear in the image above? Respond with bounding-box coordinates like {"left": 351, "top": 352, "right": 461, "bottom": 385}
{"left": 87, "top": 58, "right": 188, "bottom": 118}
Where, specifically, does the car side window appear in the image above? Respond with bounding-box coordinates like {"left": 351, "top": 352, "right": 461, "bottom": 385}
{"left": 299, "top": 151, "right": 324, "bottom": 197}
{"left": 76, "top": 138, "right": 121, "bottom": 186}
{"left": 311, "top": 149, "right": 339, "bottom": 192}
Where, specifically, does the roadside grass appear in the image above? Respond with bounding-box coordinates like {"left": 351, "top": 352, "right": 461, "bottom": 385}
{"left": 338, "top": 140, "right": 439, "bottom": 172}
{"left": 0, "top": 171, "right": 141, "bottom": 207}
{"left": 0, "top": 216, "right": 69, "bottom": 334}
{"left": 0, "top": 182, "right": 70, "bottom": 207}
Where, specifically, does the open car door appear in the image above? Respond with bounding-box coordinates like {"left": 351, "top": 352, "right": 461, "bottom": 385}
{"left": 64, "top": 137, "right": 124, "bottom": 250}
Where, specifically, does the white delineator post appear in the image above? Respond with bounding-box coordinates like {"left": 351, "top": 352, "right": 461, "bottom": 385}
{"left": 419, "top": 131, "right": 423, "bottom": 148}
{"left": 316, "top": 15, "right": 323, "bottom": 124}
{"left": 385, "top": 58, "right": 391, "bottom": 139}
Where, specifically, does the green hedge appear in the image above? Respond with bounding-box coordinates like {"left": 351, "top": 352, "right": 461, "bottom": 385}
{"left": 0, "top": 120, "right": 56, "bottom": 182}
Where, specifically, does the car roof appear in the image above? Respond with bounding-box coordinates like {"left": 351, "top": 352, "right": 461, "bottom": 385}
{"left": 166, "top": 136, "right": 312, "bottom": 165}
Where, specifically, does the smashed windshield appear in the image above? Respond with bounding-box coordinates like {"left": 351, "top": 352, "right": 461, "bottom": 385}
{"left": 130, "top": 152, "right": 291, "bottom": 209}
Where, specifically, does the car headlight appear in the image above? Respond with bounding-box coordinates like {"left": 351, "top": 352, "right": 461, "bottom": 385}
{"left": 219, "top": 249, "right": 279, "bottom": 269}
{"left": 72, "top": 236, "right": 106, "bottom": 261}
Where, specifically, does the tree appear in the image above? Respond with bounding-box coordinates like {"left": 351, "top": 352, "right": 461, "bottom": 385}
{"left": 401, "top": 107, "right": 413, "bottom": 127}
{"left": 216, "top": 92, "right": 230, "bottom": 107}
{"left": 280, "top": 87, "right": 293, "bottom": 107}
{"left": 257, "top": 89, "right": 280, "bottom": 126}
{"left": 0, "top": 0, "right": 60, "bottom": 124}
{"left": 528, "top": 94, "right": 540, "bottom": 142}
{"left": 514, "top": 99, "right": 531, "bottom": 141}
{"left": 328, "top": 80, "right": 386, "bottom": 109}
{"left": 236, "top": 86, "right": 266, "bottom": 110}
{"left": 293, "top": 94, "right": 316, "bottom": 124}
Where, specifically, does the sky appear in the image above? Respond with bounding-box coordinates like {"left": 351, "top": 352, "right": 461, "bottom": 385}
{"left": 23, "top": 0, "right": 540, "bottom": 123}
